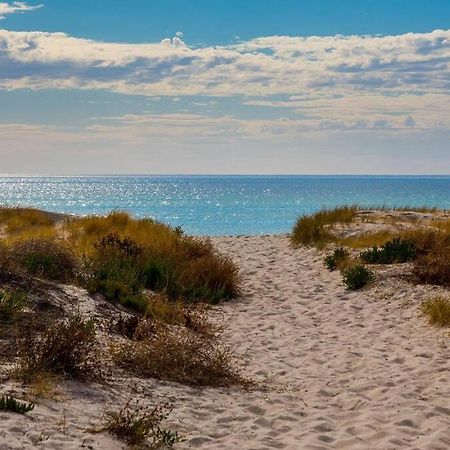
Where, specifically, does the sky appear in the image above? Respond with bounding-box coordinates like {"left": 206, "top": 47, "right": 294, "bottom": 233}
{"left": 0, "top": 0, "right": 449, "bottom": 175}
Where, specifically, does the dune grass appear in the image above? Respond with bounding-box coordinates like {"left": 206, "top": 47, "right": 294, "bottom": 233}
{"left": 291, "top": 206, "right": 359, "bottom": 246}
{"left": 111, "top": 321, "right": 244, "bottom": 387}
{"left": 102, "top": 399, "right": 181, "bottom": 448}
{"left": 421, "top": 297, "right": 450, "bottom": 327}
{"left": 0, "top": 209, "right": 240, "bottom": 308}
{"left": 15, "top": 313, "right": 99, "bottom": 382}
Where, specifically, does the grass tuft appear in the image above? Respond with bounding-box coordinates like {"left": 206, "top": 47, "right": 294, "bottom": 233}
{"left": 291, "top": 206, "right": 358, "bottom": 246}
{"left": 102, "top": 399, "right": 181, "bottom": 448}
{"left": 420, "top": 297, "right": 450, "bottom": 327}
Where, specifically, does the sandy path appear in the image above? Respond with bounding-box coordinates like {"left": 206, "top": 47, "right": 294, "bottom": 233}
{"left": 174, "top": 235, "right": 449, "bottom": 449}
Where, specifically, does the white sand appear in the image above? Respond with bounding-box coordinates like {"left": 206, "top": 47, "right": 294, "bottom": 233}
{"left": 1, "top": 235, "right": 450, "bottom": 449}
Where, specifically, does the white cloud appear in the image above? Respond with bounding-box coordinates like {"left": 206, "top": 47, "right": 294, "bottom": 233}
{"left": 0, "top": 2, "right": 42, "bottom": 20}
{"left": 0, "top": 28, "right": 449, "bottom": 133}
{"left": 0, "top": 28, "right": 449, "bottom": 97}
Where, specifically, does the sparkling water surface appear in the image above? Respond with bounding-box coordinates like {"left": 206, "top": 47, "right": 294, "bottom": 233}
{"left": 0, "top": 176, "right": 449, "bottom": 236}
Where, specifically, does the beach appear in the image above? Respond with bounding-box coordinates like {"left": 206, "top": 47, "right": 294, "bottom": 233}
{"left": 1, "top": 232, "right": 449, "bottom": 449}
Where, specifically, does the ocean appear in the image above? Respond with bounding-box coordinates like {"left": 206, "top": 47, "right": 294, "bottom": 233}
{"left": 0, "top": 175, "right": 449, "bottom": 236}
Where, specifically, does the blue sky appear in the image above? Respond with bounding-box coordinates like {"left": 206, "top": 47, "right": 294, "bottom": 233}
{"left": 0, "top": 1, "right": 449, "bottom": 174}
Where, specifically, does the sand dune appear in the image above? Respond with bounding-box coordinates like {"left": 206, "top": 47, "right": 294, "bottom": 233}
{"left": 1, "top": 235, "right": 449, "bottom": 449}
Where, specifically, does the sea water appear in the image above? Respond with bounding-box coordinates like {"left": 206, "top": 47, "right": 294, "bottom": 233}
{"left": 0, "top": 175, "right": 449, "bottom": 236}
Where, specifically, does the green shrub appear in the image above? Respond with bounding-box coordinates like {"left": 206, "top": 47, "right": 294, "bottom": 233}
{"left": 291, "top": 206, "right": 358, "bottom": 246}
{"left": 0, "top": 395, "right": 34, "bottom": 414}
{"left": 420, "top": 297, "right": 450, "bottom": 326}
{"left": 342, "top": 265, "right": 373, "bottom": 290}
{"left": 103, "top": 400, "right": 181, "bottom": 448}
{"left": 87, "top": 233, "right": 240, "bottom": 308}
{"left": 85, "top": 234, "right": 148, "bottom": 312}
{"left": 324, "top": 247, "right": 348, "bottom": 271}
{"left": 17, "top": 313, "right": 98, "bottom": 381}
{"left": 360, "top": 238, "right": 417, "bottom": 264}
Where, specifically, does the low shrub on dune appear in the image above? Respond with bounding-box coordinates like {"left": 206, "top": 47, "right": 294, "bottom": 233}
{"left": 111, "top": 322, "right": 243, "bottom": 387}
{"left": 16, "top": 312, "right": 98, "bottom": 382}
{"left": 403, "top": 229, "right": 450, "bottom": 287}
{"left": 360, "top": 238, "right": 417, "bottom": 264}
{"left": 324, "top": 247, "right": 349, "bottom": 271}
{"left": 342, "top": 265, "right": 373, "bottom": 290}
{"left": 6, "top": 238, "right": 79, "bottom": 283}
{"left": 102, "top": 399, "right": 181, "bottom": 448}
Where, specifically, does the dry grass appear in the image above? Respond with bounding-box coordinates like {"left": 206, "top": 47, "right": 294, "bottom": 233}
{"left": 111, "top": 324, "right": 244, "bottom": 387}
{"left": 0, "top": 207, "right": 59, "bottom": 240}
{"left": 6, "top": 238, "right": 79, "bottom": 282}
{"left": 0, "top": 209, "right": 240, "bottom": 306}
{"left": 421, "top": 297, "right": 450, "bottom": 327}
{"left": 15, "top": 312, "right": 99, "bottom": 382}
{"left": 101, "top": 399, "right": 181, "bottom": 448}
{"left": 337, "top": 230, "right": 397, "bottom": 249}
{"left": 291, "top": 206, "right": 359, "bottom": 246}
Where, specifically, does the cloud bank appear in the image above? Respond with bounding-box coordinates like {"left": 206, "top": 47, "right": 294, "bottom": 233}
{"left": 0, "top": 28, "right": 449, "bottom": 97}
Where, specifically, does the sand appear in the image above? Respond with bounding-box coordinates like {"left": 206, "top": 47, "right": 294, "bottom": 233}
{"left": 1, "top": 234, "right": 450, "bottom": 449}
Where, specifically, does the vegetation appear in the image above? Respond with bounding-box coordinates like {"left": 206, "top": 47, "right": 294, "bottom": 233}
{"left": 0, "top": 210, "right": 240, "bottom": 307}
{"left": 0, "top": 395, "right": 35, "bottom": 414}
{"left": 0, "top": 289, "right": 26, "bottom": 325}
{"left": 324, "top": 247, "right": 349, "bottom": 271}
{"left": 102, "top": 400, "right": 181, "bottom": 448}
{"left": 16, "top": 313, "right": 98, "bottom": 382}
{"left": 291, "top": 206, "right": 358, "bottom": 246}
{"left": 360, "top": 238, "right": 417, "bottom": 264}
{"left": 111, "top": 322, "right": 243, "bottom": 387}
{"left": 342, "top": 265, "right": 374, "bottom": 290}
{"left": 420, "top": 297, "right": 450, "bottom": 327}
{"left": 7, "top": 238, "right": 79, "bottom": 282}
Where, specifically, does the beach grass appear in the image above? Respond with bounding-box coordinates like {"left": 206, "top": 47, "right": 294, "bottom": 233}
{"left": 0, "top": 209, "right": 240, "bottom": 307}
{"left": 421, "top": 297, "right": 450, "bottom": 327}
{"left": 291, "top": 205, "right": 359, "bottom": 246}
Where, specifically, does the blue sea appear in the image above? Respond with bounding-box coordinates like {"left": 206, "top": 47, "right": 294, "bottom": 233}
{"left": 0, "top": 176, "right": 449, "bottom": 236}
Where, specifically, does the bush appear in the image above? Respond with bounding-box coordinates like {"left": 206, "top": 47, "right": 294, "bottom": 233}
{"left": 342, "top": 265, "right": 373, "bottom": 290}
{"left": 111, "top": 325, "right": 243, "bottom": 387}
{"left": 0, "top": 395, "right": 34, "bottom": 414}
{"left": 324, "top": 247, "right": 348, "bottom": 271}
{"left": 103, "top": 400, "right": 181, "bottom": 448}
{"left": 291, "top": 206, "right": 358, "bottom": 246}
{"left": 86, "top": 233, "right": 240, "bottom": 308}
{"left": 405, "top": 229, "right": 450, "bottom": 287}
{"left": 421, "top": 297, "right": 450, "bottom": 327}
{"left": 85, "top": 234, "right": 148, "bottom": 312}
{"left": 8, "top": 238, "right": 78, "bottom": 282}
{"left": 16, "top": 313, "right": 98, "bottom": 381}
{"left": 360, "top": 238, "right": 417, "bottom": 264}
